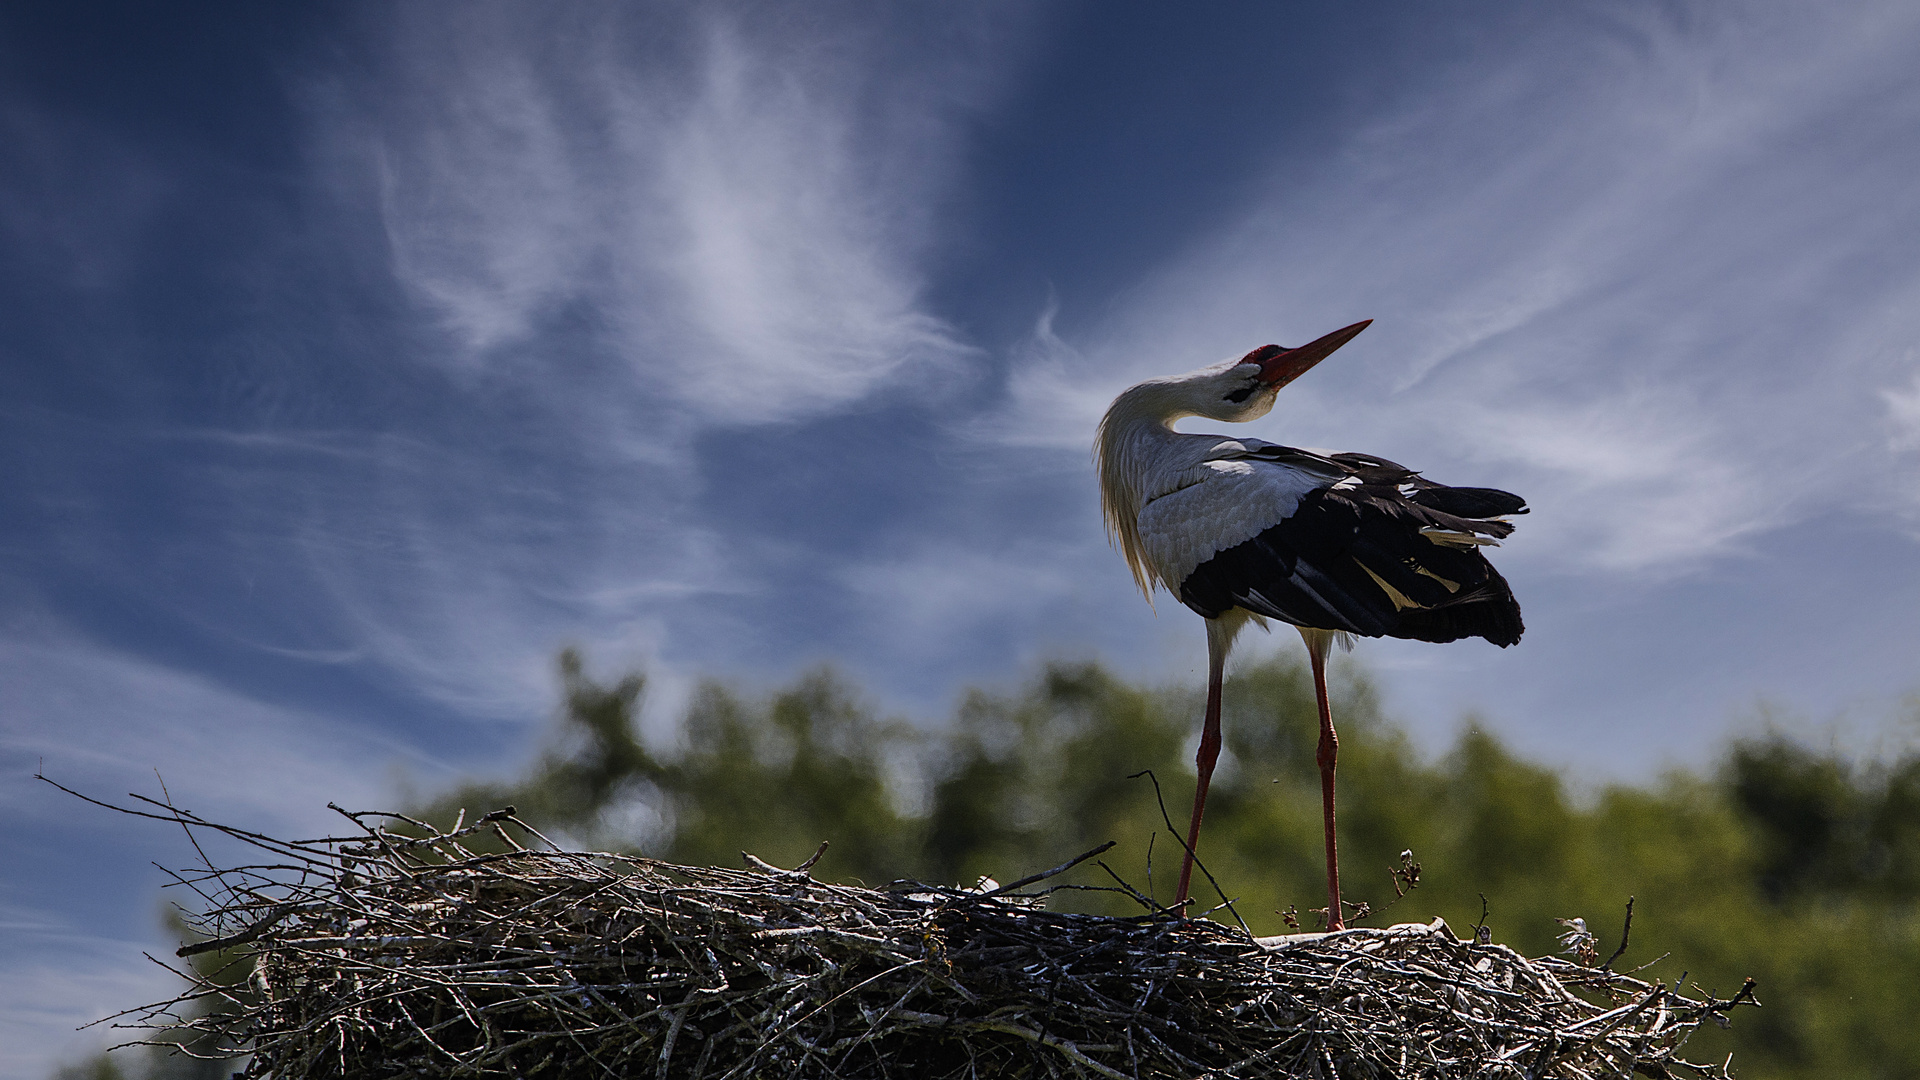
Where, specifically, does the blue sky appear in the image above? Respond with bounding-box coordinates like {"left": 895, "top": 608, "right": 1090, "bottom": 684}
{"left": 5, "top": 1, "right": 1920, "bottom": 1072}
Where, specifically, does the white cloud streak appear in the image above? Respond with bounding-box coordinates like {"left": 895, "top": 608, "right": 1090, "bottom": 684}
{"left": 243, "top": 5, "right": 1031, "bottom": 724}
{"left": 1883, "top": 361, "right": 1920, "bottom": 524}
{"left": 0, "top": 634, "right": 408, "bottom": 820}
{"left": 358, "top": 5, "right": 988, "bottom": 428}
{"left": 1886, "top": 367, "right": 1920, "bottom": 453}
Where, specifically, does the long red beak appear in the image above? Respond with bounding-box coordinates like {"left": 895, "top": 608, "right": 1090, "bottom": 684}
{"left": 1244, "top": 319, "right": 1372, "bottom": 388}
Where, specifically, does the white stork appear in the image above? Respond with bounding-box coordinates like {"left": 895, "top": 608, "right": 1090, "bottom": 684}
{"left": 1095, "top": 319, "right": 1524, "bottom": 928}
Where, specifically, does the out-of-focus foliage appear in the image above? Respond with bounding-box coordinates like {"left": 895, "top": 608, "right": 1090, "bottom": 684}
{"left": 48, "top": 1060, "right": 126, "bottom": 1080}
{"left": 413, "top": 652, "right": 924, "bottom": 884}
{"left": 62, "top": 650, "right": 1920, "bottom": 1079}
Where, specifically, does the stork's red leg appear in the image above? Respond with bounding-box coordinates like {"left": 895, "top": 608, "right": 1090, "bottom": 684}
{"left": 1310, "top": 645, "right": 1345, "bottom": 930}
{"left": 1174, "top": 641, "right": 1227, "bottom": 907}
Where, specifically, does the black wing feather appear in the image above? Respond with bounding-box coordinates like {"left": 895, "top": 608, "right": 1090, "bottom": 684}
{"left": 1177, "top": 455, "right": 1526, "bottom": 647}
{"left": 1408, "top": 485, "right": 1528, "bottom": 519}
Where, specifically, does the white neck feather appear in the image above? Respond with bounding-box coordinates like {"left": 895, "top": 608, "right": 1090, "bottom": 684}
{"left": 1095, "top": 369, "right": 1276, "bottom": 599}
{"left": 1094, "top": 387, "right": 1180, "bottom": 599}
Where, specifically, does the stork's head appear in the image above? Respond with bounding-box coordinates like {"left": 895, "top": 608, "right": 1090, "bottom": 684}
{"left": 1158, "top": 318, "right": 1374, "bottom": 424}
{"left": 1094, "top": 318, "right": 1372, "bottom": 598}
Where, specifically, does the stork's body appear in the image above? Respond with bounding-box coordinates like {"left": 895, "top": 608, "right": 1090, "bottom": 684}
{"left": 1097, "top": 321, "right": 1524, "bottom": 928}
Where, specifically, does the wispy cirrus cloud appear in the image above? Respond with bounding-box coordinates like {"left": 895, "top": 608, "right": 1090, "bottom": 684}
{"left": 354, "top": 4, "right": 997, "bottom": 429}
{"left": 0, "top": 634, "right": 413, "bottom": 819}
{"left": 1883, "top": 361, "right": 1920, "bottom": 525}
{"left": 166, "top": 2, "right": 1039, "bottom": 729}
{"left": 1886, "top": 367, "right": 1920, "bottom": 453}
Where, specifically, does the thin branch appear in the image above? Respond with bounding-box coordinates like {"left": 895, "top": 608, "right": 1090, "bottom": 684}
{"left": 1601, "top": 895, "right": 1635, "bottom": 973}
{"left": 977, "top": 841, "right": 1116, "bottom": 899}
{"left": 1128, "top": 770, "right": 1252, "bottom": 937}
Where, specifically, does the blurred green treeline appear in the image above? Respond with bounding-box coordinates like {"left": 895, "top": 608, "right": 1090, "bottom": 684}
{"left": 60, "top": 649, "right": 1920, "bottom": 1080}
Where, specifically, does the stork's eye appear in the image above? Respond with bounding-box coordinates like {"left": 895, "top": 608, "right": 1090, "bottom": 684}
{"left": 1224, "top": 384, "right": 1257, "bottom": 404}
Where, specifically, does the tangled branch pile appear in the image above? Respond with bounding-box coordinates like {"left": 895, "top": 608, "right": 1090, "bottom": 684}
{"left": 84, "top": 787, "right": 1755, "bottom": 1079}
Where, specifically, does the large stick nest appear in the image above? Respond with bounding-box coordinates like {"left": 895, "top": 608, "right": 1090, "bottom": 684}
{"left": 79, "top": 788, "right": 1754, "bottom": 1079}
